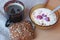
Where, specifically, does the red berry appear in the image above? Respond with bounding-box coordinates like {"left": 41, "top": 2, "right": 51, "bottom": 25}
{"left": 37, "top": 15, "right": 43, "bottom": 19}
{"left": 45, "top": 17, "right": 50, "bottom": 21}
{"left": 42, "top": 14, "right": 47, "bottom": 17}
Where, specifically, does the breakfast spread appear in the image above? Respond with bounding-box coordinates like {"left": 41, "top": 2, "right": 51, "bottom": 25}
{"left": 0, "top": 0, "right": 60, "bottom": 40}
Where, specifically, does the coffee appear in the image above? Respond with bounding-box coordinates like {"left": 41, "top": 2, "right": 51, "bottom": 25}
{"left": 4, "top": 1, "right": 25, "bottom": 27}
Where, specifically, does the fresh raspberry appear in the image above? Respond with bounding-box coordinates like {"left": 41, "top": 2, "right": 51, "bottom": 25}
{"left": 37, "top": 15, "right": 43, "bottom": 19}
{"left": 45, "top": 17, "right": 50, "bottom": 21}
{"left": 42, "top": 14, "right": 47, "bottom": 17}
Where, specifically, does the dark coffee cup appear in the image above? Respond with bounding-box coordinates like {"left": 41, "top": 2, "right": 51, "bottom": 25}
{"left": 4, "top": 1, "right": 25, "bottom": 27}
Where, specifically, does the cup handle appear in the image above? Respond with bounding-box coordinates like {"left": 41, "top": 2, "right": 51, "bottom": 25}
{"left": 5, "top": 19, "right": 11, "bottom": 27}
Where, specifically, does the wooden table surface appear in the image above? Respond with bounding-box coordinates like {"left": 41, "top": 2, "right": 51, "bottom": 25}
{"left": 33, "top": 18, "right": 60, "bottom": 40}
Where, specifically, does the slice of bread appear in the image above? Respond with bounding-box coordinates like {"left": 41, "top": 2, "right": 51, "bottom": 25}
{"left": 9, "top": 20, "right": 35, "bottom": 40}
